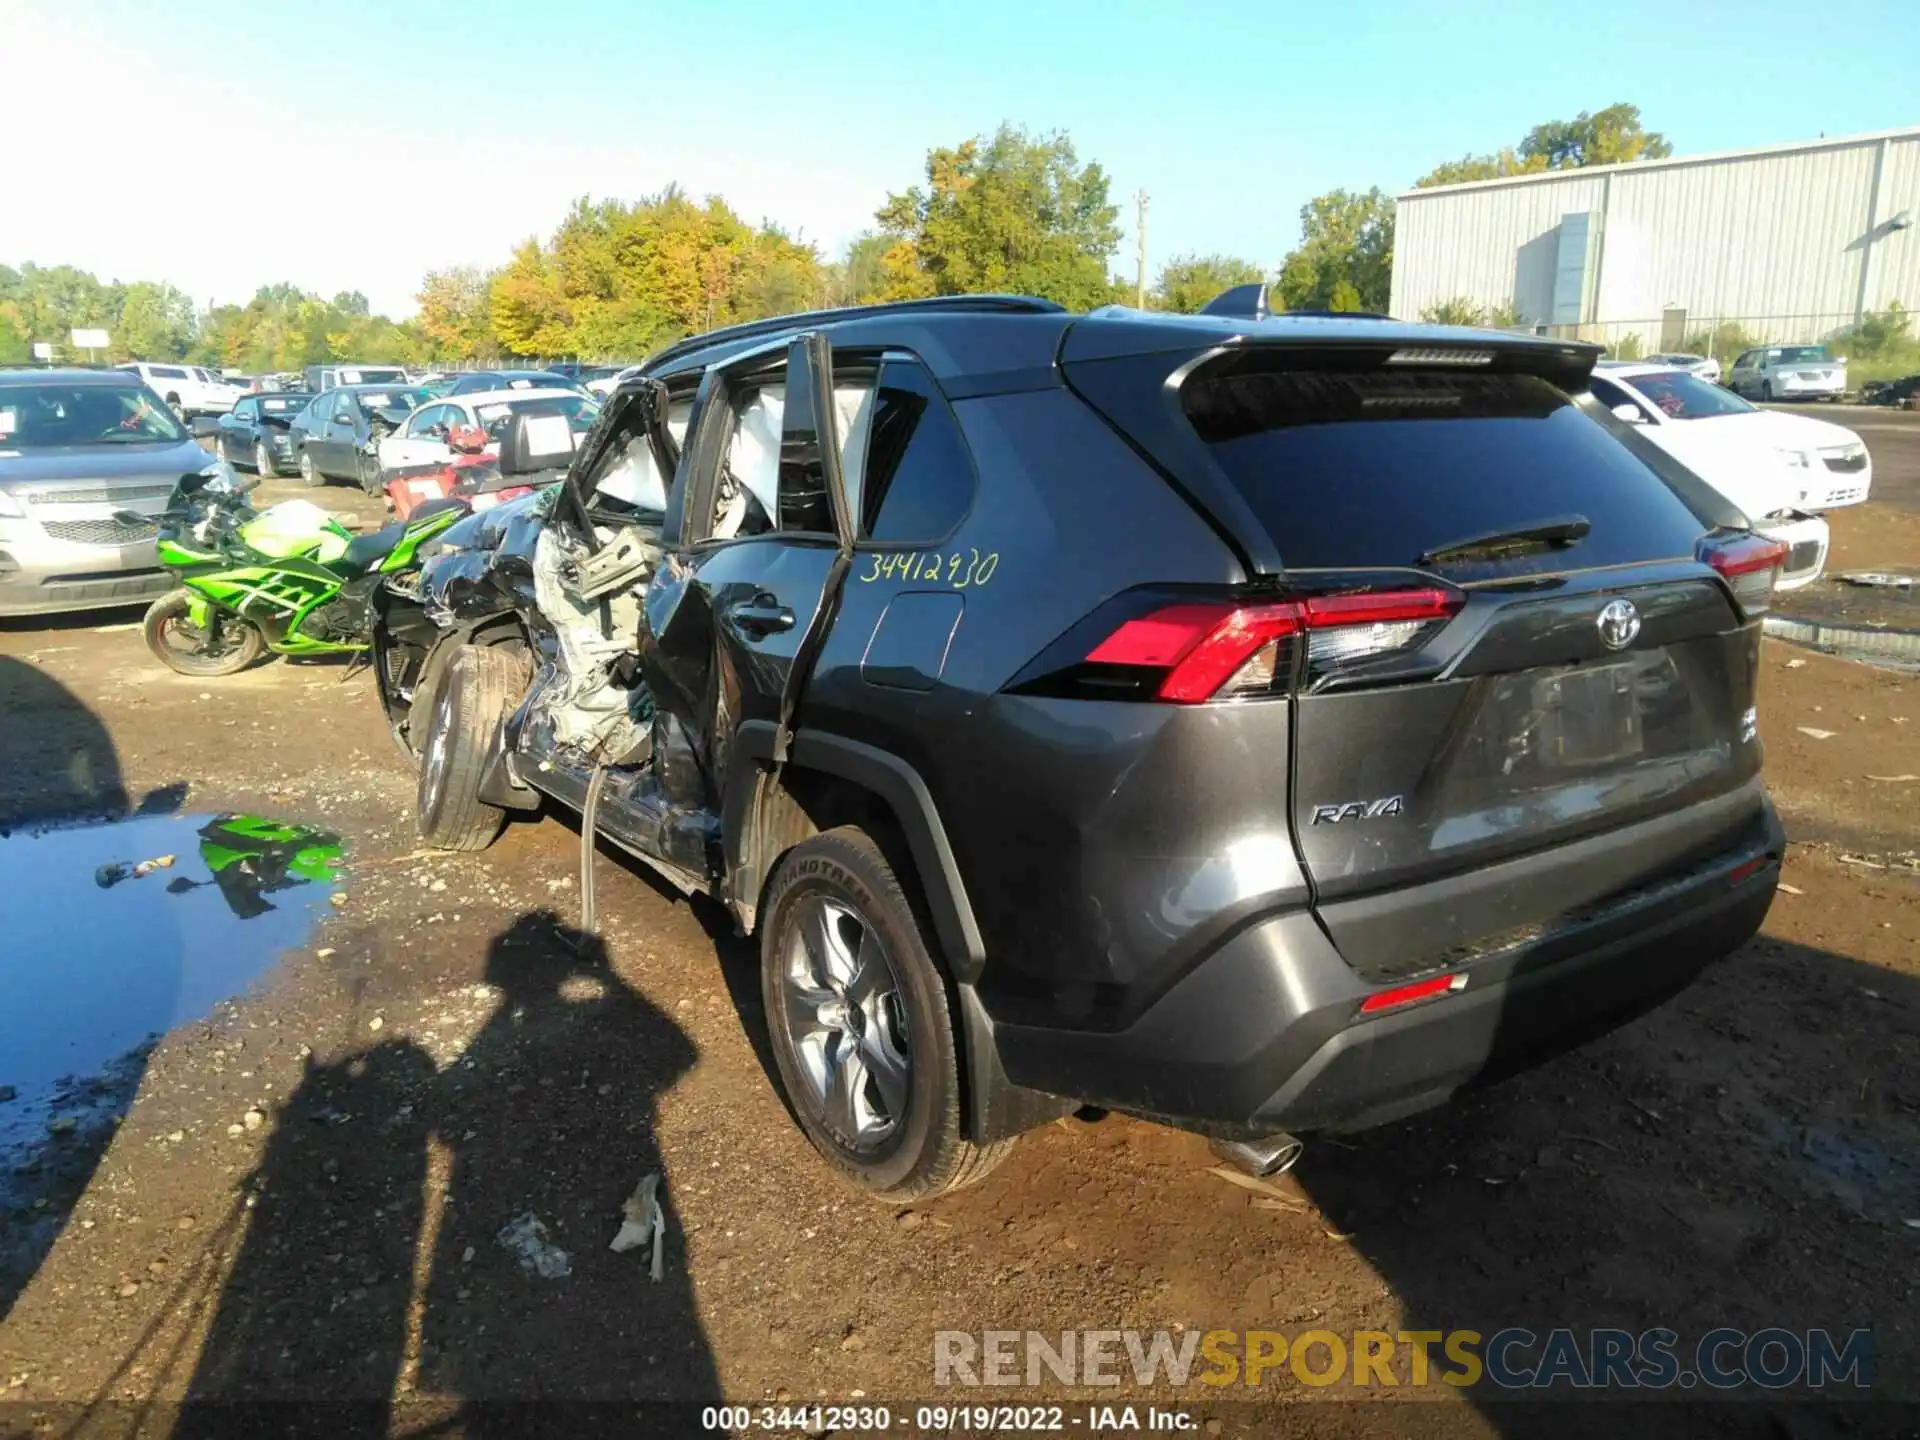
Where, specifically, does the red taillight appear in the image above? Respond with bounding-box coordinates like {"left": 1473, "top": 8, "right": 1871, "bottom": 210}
{"left": 1086, "top": 587, "right": 1462, "bottom": 703}
{"left": 1358, "top": 971, "right": 1468, "bottom": 1015}
{"left": 1701, "top": 532, "right": 1789, "bottom": 616}
{"left": 1727, "top": 854, "right": 1773, "bottom": 886}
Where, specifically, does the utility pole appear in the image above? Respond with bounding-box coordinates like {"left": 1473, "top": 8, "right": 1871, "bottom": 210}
{"left": 1134, "top": 190, "right": 1150, "bottom": 309}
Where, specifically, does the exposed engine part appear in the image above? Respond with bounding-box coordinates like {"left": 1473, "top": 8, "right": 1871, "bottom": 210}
{"left": 529, "top": 525, "right": 655, "bottom": 761}
{"left": 567, "top": 524, "right": 661, "bottom": 601}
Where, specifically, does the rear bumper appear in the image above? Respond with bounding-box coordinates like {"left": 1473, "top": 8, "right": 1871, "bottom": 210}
{"left": 0, "top": 521, "right": 170, "bottom": 616}
{"left": 985, "top": 797, "right": 1782, "bottom": 1137}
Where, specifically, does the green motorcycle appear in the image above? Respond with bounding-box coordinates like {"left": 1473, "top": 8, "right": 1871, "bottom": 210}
{"left": 163, "top": 813, "right": 345, "bottom": 920}
{"left": 141, "top": 465, "right": 466, "bottom": 677}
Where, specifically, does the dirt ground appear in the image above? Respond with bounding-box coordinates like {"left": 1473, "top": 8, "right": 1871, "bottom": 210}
{"left": 0, "top": 457, "right": 1917, "bottom": 1437}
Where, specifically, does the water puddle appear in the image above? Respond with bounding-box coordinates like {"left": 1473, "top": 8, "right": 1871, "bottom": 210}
{"left": 0, "top": 813, "right": 342, "bottom": 1207}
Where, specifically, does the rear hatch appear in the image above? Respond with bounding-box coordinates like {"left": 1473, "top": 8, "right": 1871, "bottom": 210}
{"left": 1061, "top": 328, "right": 1776, "bottom": 979}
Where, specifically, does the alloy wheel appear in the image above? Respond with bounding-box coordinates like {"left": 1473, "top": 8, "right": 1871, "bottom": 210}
{"left": 780, "top": 894, "right": 912, "bottom": 1150}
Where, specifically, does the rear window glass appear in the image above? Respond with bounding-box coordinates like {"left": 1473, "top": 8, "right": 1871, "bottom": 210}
{"left": 1180, "top": 362, "right": 1709, "bottom": 574}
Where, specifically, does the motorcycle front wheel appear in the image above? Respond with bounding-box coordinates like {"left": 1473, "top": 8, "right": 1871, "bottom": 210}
{"left": 142, "top": 589, "right": 268, "bottom": 677}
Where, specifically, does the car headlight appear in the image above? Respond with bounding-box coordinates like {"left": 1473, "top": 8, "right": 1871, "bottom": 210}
{"left": 1838, "top": 442, "right": 1867, "bottom": 462}
{"left": 0, "top": 490, "right": 23, "bottom": 518}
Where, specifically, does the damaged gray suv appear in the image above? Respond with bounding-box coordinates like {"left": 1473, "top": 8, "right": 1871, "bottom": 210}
{"left": 371, "top": 292, "right": 1786, "bottom": 1199}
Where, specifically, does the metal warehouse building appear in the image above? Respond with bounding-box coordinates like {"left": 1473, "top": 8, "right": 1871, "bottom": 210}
{"left": 1390, "top": 125, "right": 1920, "bottom": 353}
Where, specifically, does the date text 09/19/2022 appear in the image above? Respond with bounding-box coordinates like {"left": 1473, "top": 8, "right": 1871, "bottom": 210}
{"left": 701, "top": 1404, "right": 1195, "bottom": 1431}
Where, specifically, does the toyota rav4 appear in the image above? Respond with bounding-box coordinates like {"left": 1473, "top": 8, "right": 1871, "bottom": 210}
{"left": 372, "top": 290, "right": 1785, "bottom": 1199}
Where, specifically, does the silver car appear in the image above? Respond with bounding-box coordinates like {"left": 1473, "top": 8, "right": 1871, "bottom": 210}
{"left": 1727, "top": 345, "right": 1848, "bottom": 403}
{"left": 0, "top": 369, "right": 219, "bottom": 616}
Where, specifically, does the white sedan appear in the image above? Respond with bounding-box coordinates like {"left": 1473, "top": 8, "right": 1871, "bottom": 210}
{"left": 1588, "top": 364, "right": 1834, "bottom": 590}
{"left": 1643, "top": 351, "right": 1721, "bottom": 385}
{"left": 377, "top": 387, "right": 600, "bottom": 471}
{"left": 1591, "top": 362, "right": 1871, "bottom": 511}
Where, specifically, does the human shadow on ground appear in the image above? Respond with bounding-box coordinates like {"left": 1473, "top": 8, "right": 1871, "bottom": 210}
{"left": 177, "top": 909, "right": 717, "bottom": 1434}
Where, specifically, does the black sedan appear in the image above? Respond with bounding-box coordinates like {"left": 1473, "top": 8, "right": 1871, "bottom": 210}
{"left": 287, "top": 383, "right": 428, "bottom": 492}
{"left": 214, "top": 391, "right": 315, "bottom": 476}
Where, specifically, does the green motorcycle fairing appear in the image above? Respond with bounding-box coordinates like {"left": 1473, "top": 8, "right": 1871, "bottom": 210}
{"left": 157, "top": 497, "right": 465, "bottom": 656}
{"left": 184, "top": 813, "right": 345, "bottom": 920}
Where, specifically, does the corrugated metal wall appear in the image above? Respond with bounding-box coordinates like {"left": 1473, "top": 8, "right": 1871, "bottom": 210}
{"left": 1390, "top": 129, "right": 1920, "bottom": 334}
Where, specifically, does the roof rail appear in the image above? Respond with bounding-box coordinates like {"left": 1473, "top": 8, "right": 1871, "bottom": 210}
{"left": 641, "top": 294, "right": 1066, "bottom": 371}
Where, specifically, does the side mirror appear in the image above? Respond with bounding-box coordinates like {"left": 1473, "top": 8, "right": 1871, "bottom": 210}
{"left": 1611, "top": 404, "right": 1646, "bottom": 424}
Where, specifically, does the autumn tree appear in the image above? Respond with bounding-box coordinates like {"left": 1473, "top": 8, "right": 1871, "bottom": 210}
{"left": 416, "top": 267, "right": 500, "bottom": 361}
{"left": 876, "top": 126, "right": 1120, "bottom": 310}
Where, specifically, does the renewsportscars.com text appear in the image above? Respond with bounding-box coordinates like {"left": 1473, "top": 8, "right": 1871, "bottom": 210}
{"left": 933, "top": 1327, "right": 1874, "bottom": 1391}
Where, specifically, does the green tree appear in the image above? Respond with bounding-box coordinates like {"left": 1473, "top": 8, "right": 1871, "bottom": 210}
{"left": 1152, "top": 253, "right": 1265, "bottom": 313}
{"left": 1274, "top": 188, "right": 1393, "bottom": 313}
{"left": 1417, "top": 103, "right": 1670, "bottom": 188}
{"left": 822, "top": 233, "right": 893, "bottom": 308}
{"left": 1521, "top": 104, "right": 1671, "bottom": 169}
{"left": 875, "top": 125, "right": 1121, "bottom": 310}
{"left": 113, "top": 281, "right": 196, "bottom": 360}
{"left": 1420, "top": 296, "right": 1486, "bottom": 326}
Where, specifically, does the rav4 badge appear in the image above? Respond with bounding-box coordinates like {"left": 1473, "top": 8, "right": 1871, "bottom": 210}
{"left": 1311, "top": 796, "right": 1405, "bottom": 825}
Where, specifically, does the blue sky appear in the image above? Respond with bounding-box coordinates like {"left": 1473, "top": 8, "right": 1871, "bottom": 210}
{"left": 12, "top": 0, "right": 1918, "bottom": 316}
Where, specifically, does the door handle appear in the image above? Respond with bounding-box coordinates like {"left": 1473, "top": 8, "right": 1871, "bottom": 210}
{"left": 726, "top": 598, "right": 796, "bottom": 635}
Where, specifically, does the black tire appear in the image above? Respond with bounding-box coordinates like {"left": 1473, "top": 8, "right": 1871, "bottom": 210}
{"left": 164, "top": 393, "right": 185, "bottom": 422}
{"left": 142, "top": 589, "right": 266, "bottom": 677}
{"left": 254, "top": 440, "right": 278, "bottom": 477}
{"left": 415, "top": 645, "right": 523, "bottom": 851}
{"left": 359, "top": 447, "right": 385, "bottom": 497}
{"left": 1761, "top": 381, "right": 1774, "bottom": 402}
{"left": 297, "top": 448, "right": 325, "bottom": 488}
{"left": 760, "top": 826, "right": 1015, "bottom": 1201}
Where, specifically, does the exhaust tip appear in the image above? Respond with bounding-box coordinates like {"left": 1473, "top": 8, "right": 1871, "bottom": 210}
{"left": 1210, "top": 1133, "right": 1304, "bottom": 1178}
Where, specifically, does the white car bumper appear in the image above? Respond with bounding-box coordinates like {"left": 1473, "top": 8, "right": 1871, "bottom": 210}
{"left": 1755, "top": 513, "right": 1829, "bottom": 591}
{"left": 1794, "top": 454, "right": 1872, "bottom": 510}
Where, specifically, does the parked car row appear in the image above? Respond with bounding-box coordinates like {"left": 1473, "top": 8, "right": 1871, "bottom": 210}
{"left": 203, "top": 370, "right": 603, "bottom": 494}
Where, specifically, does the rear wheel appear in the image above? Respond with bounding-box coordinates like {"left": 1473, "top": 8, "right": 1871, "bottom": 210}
{"left": 142, "top": 589, "right": 266, "bottom": 677}
{"left": 165, "top": 393, "right": 185, "bottom": 423}
{"left": 416, "top": 645, "right": 523, "bottom": 851}
{"left": 359, "top": 447, "right": 385, "bottom": 496}
{"left": 297, "top": 448, "right": 324, "bottom": 488}
{"left": 761, "top": 826, "right": 1015, "bottom": 1201}
{"left": 254, "top": 441, "right": 278, "bottom": 477}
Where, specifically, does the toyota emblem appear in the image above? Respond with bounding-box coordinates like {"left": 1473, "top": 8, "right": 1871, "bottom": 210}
{"left": 1596, "top": 597, "right": 1641, "bottom": 650}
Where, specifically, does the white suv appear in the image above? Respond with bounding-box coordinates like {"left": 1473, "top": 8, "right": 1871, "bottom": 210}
{"left": 116, "top": 362, "right": 243, "bottom": 419}
{"left": 1727, "top": 345, "right": 1847, "bottom": 403}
